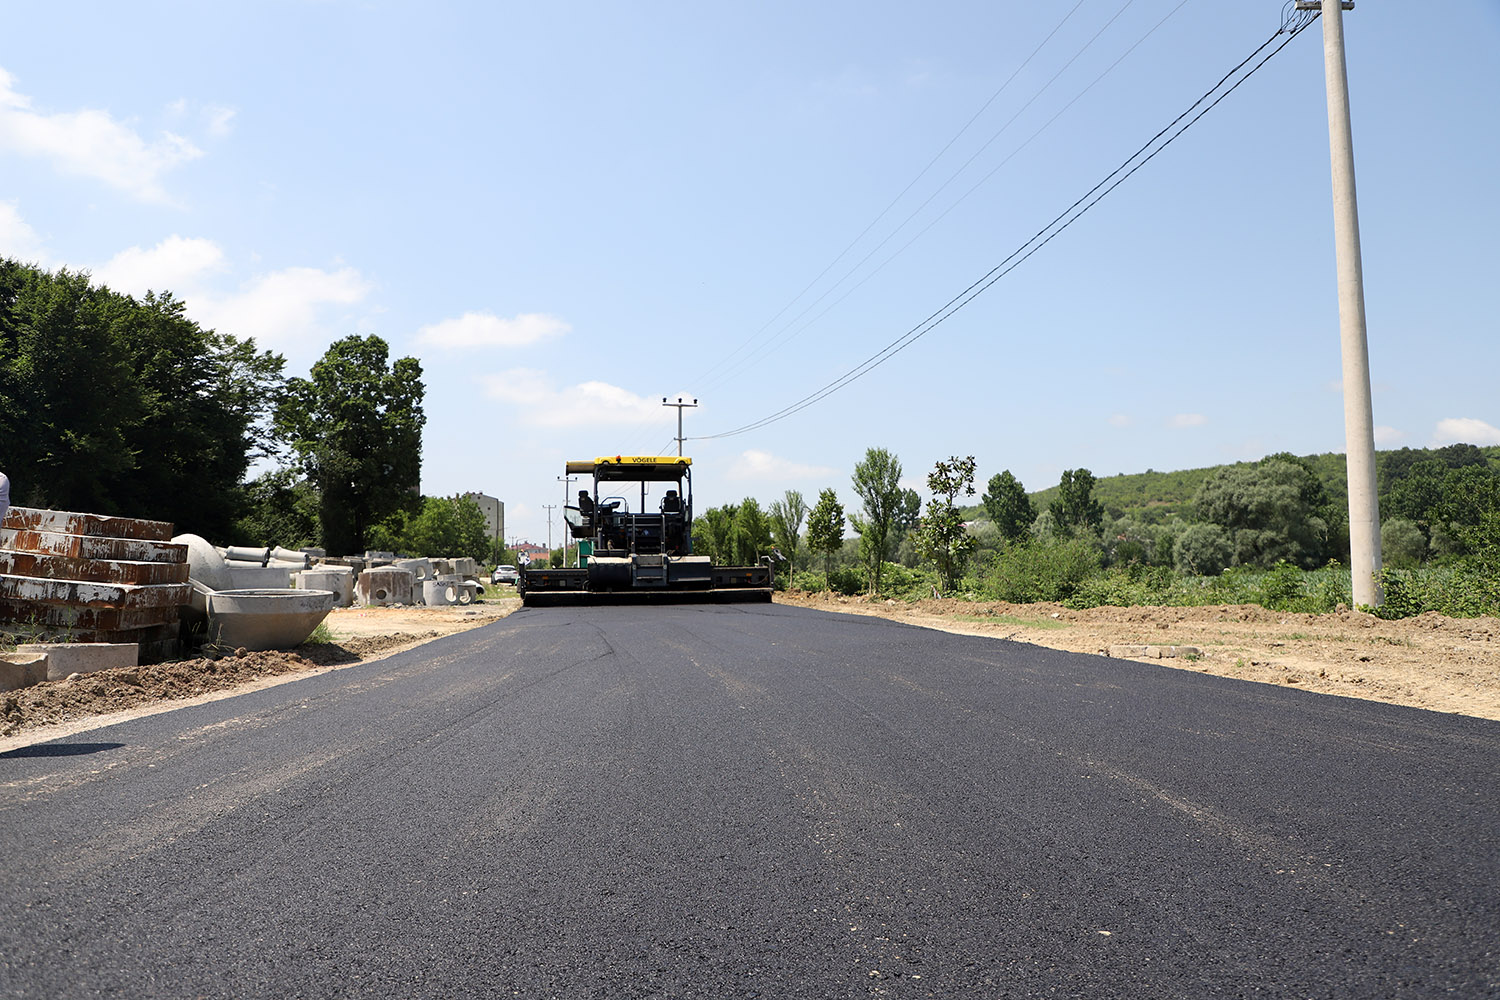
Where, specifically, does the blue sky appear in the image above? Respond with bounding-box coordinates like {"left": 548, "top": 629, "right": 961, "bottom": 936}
{"left": 3, "top": 1, "right": 1497, "bottom": 547}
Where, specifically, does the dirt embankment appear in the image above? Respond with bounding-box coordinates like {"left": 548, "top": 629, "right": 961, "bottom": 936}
{"left": 777, "top": 591, "right": 1500, "bottom": 721}
{"left": 1, "top": 601, "right": 518, "bottom": 748}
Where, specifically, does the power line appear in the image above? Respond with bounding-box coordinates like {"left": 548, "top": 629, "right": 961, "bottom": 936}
{"left": 712, "top": 0, "right": 1194, "bottom": 388}
{"left": 694, "top": 16, "right": 1317, "bottom": 442}
{"left": 690, "top": 0, "right": 1094, "bottom": 394}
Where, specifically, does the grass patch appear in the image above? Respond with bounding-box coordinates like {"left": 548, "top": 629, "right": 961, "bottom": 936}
{"left": 302, "top": 622, "right": 336, "bottom": 645}
{"left": 950, "top": 613, "right": 1069, "bottom": 630}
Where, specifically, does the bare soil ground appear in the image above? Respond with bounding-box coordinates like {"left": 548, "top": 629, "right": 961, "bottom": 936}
{"left": 6, "top": 590, "right": 1497, "bottom": 751}
{"left": 0, "top": 599, "right": 519, "bottom": 749}
{"left": 777, "top": 591, "right": 1500, "bottom": 721}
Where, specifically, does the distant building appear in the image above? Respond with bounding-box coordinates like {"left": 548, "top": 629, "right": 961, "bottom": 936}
{"left": 464, "top": 493, "right": 505, "bottom": 549}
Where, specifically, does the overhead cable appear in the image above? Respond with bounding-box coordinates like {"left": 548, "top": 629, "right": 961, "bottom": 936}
{"left": 693, "top": 16, "right": 1317, "bottom": 441}
{"left": 689, "top": 0, "right": 1092, "bottom": 393}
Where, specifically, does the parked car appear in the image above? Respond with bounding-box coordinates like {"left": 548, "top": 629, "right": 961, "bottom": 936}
{"left": 491, "top": 564, "right": 520, "bottom": 586}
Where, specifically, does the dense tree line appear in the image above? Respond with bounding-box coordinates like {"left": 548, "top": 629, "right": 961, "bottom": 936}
{"left": 717, "top": 441, "right": 1498, "bottom": 617}
{"left": 0, "top": 260, "right": 283, "bottom": 539}
{"left": 1, "top": 259, "right": 427, "bottom": 554}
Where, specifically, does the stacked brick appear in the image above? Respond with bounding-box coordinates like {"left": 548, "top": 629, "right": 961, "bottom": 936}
{"left": 0, "top": 507, "right": 189, "bottom": 664}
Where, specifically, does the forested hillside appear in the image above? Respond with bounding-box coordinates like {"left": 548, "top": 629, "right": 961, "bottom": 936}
{"left": 1017, "top": 445, "right": 1500, "bottom": 524}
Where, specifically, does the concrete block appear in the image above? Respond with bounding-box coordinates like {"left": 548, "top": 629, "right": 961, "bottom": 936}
{"left": 0, "top": 550, "right": 189, "bottom": 586}
{"left": 2, "top": 507, "right": 173, "bottom": 542}
{"left": 227, "top": 565, "right": 296, "bottom": 590}
{"left": 452, "top": 557, "right": 478, "bottom": 578}
{"left": 395, "top": 558, "right": 434, "bottom": 582}
{"left": 0, "top": 652, "right": 48, "bottom": 692}
{"left": 297, "top": 568, "right": 354, "bottom": 607}
{"left": 357, "top": 567, "right": 414, "bottom": 607}
{"left": 0, "top": 574, "right": 189, "bottom": 609}
{"left": 421, "top": 579, "right": 459, "bottom": 606}
{"left": 1108, "top": 644, "right": 1202, "bottom": 660}
{"left": 17, "top": 642, "right": 138, "bottom": 681}
{"left": 0, "top": 527, "right": 187, "bottom": 563}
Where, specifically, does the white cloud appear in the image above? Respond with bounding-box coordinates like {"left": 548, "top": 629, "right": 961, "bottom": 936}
{"left": 0, "top": 200, "right": 50, "bottom": 264}
{"left": 204, "top": 105, "right": 236, "bottom": 138}
{"left": 89, "top": 236, "right": 370, "bottom": 354}
{"left": 0, "top": 66, "right": 202, "bottom": 203}
{"left": 417, "top": 311, "right": 570, "bottom": 349}
{"left": 728, "top": 450, "right": 840, "bottom": 484}
{"left": 94, "top": 235, "right": 226, "bottom": 295}
{"left": 1169, "top": 413, "right": 1208, "bottom": 428}
{"left": 1373, "top": 425, "right": 1406, "bottom": 446}
{"left": 193, "top": 266, "right": 372, "bottom": 349}
{"left": 1432, "top": 417, "right": 1500, "bottom": 447}
{"left": 479, "top": 370, "right": 670, "bottom": 428}
{"left": 1108, "top": 413, "right": 1132, "bottom": 428}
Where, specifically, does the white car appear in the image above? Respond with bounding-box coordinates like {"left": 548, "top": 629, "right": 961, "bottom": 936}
{"left": 491, "top": 565, "right": 520, "bottom": 586}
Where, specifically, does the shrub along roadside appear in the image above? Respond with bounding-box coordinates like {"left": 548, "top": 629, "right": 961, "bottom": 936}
{"left": 787, "top": 550, "right": 1497, "bottom": 619}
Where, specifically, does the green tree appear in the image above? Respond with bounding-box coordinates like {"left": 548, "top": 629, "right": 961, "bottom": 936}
{"left": 915, "top": 455, "right": 977, "bottom": 593}
{"left": 1193, "top": 454, "right": 1338, "bottom": 569}
{"left": 981, "top": 470, "right": 1036, "bottom": 542}
{"left": 850, "top": 447, "right": 905, "bottom": 594}
{"left": 1173, "top": 522, "right": 1234, "bottom": 576}
{"left": 1380, "top": 518, "right": 1427, "bottom": 570}
{"left": 387, "top": 495, "right": 491, "bottom": 562}
{"left": 806, "top": 488, "right": 846, "bottom": 577}
{"left": 235, "top": 468, "right": 321, "bottom": 548}
{"left": 692, "top": 504, "right": 737, "bottom": 564}
{"left": 1049, "top": 468, "right": 1104, "bottom": 535}
{"left": 276, "top": 335, "right": 426, "bottom": 556}
{"left": 768, "top": 489, "right": 808, "bottom": 581}
{"left": 730, "top": 497, "right": 773, "bottom": 565}
{"left": 0, "top": 261, "right": 283, "bottom": 537}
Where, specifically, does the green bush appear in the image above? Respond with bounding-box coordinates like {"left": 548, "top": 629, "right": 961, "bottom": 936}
{"left": 1256, "top": 561, "right": 1305, "bottom": 611}
{"left": 789, "top": 570, "right": 828, "bottom": 592}
{"left": 827, "top": 568, "right": 864, "bottom": 596}
{"left": 874, "top": 562, "right": 942, "bottom": 600}
{"left": 981, "top": 538, "right": 1101, "bottom": 603}
{"left": 1373, "top": 565, "right": 1500, "bottom": 619}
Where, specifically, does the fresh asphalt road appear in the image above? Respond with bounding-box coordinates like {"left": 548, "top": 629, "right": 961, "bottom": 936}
{"left": 1, "top": 601, "right": 1496, "bottom": 999}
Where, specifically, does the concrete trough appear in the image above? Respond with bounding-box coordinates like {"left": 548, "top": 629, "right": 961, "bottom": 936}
{"left": 17, "top": 641, "right": 139, "bottom": 681}
{"left": 0, "top": 652, "right": 48, "bottom": 692}
{"left": 206, "top": 589, "right": 336, "bottom": 652}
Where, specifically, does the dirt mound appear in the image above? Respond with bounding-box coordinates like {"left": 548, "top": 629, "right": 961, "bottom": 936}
{"left": 1, "top": 602, "right": 518, "bottom": 742}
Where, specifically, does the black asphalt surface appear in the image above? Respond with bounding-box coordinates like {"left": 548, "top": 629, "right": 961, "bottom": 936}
{"left": 1, "top": 602, "right": 1496, "bottom": 998}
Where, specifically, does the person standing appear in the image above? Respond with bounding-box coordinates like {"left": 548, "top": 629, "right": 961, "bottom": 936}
{"left": 0, "top": 471, "right": 10, "bottom": 528}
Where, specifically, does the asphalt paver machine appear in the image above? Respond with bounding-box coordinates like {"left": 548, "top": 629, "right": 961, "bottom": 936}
{"left": 518, "top": 456, "right": 773, "bottom": 606}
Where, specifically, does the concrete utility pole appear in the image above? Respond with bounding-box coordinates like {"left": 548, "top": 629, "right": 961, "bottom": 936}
{"left": 542, "top": 504, "right": 556, "bottom": 560}
{"left": 558, "top": 473, "right": 577, "bottom": 567}
{"left": 662, "top": 396, "right": 698, "bottom": 456}
{"left": 1299, "top": 0, "right": 1381, "bottom": 608}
